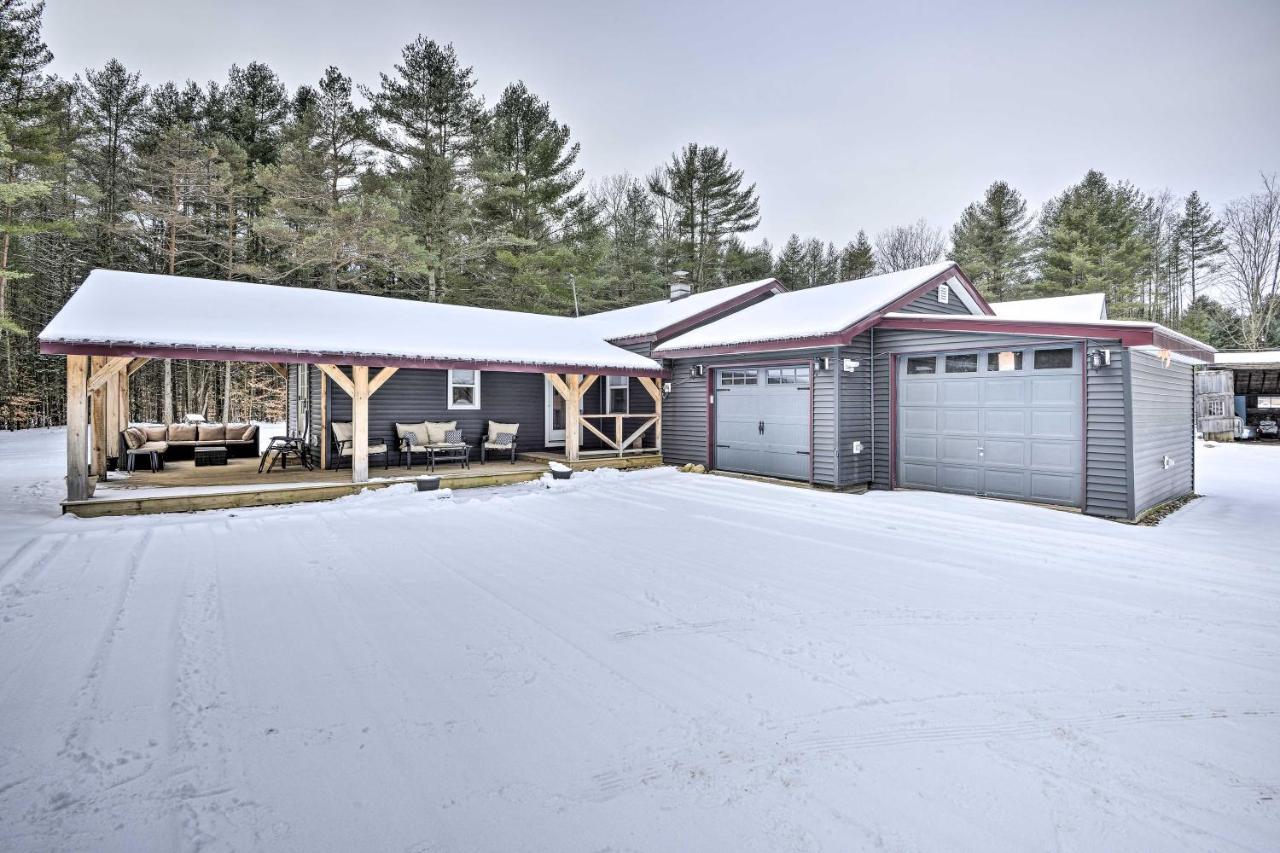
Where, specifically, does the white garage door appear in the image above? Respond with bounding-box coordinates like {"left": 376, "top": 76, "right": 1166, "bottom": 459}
{"left": 714, "top": 365, "right": 811, "bottom": 480}
{"left": 897, "top": 345, "right": 1083, "bottom": 506}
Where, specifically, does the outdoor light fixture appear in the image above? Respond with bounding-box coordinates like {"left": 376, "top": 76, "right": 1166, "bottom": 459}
{"left": 814, "top": 356, "right": 831, "bottom": 371}
{"left": 1088, "top": 348, "right": 1112, "bottom": 369}
{"left": 690, "top": 364, "right": 705, "bottom": 377}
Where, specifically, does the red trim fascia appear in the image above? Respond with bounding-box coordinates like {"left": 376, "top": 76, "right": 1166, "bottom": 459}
{"left": 655, "top": 265, "right": 973, "bottom": 359}
{"left": 607, "top": 280, "right": 786, "bottom": 349}
{"left": 38, "top": 340, "right": 665, "bottom": 378}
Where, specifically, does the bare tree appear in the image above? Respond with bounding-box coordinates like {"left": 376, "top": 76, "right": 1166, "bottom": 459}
{"left": 1219, "top": 174, "right": 1280, "bottom": 350}
{"left": 875, "top": 219, "right": 946, "bottom": 272}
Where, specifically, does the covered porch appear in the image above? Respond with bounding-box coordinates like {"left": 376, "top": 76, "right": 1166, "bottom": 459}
{"left": 39, "top": 270, "right": 666, "bottom": 515}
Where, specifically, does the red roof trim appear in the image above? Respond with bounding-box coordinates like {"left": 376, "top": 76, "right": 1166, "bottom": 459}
{"left": 656, "top": 265, "right": 977, "bottom": 359}
{"left": 38, "top": 340, "right": 666, "bottom": 377}
{"left": 604, "top": 279, "right": 786, "bottom": 347}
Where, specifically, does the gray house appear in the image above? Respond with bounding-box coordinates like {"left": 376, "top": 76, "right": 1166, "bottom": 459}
{"left": 642, "top": 263, "right": 1213, "bottom": 521}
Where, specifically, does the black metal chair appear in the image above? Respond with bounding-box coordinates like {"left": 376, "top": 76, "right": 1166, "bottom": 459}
{"left": 328, "top": 422, "right": 391, "bottom": 470}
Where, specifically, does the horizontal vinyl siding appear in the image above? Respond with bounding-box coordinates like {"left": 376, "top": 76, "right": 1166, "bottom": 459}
{"left": 901, "top": 287, "right": 975, "bottom": 315}
{"left": 326, "top": 368, "right": 551, "bottom": 453}
{"left": 838, "top": 335, "right": 872, "bottom": 487}
{"left": 1085, "top": 343, "right": 1129, "bottom": 518}
{"left": 663, "top": 349, "right": 835, "bottom": 484}
{"left": 286, "top": 364, "right": 299, "bottom": 435}
{"left": 1128, "top": 350, "right": 1194, "bottom": 516}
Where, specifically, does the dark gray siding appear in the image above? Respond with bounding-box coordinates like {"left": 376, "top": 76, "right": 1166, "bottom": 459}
{"left": 1128, "top": 351, "right": 1194, "bottom": 516}
{"left": 663, "top": 348, "right": 835, "bottom": 484}
{"left": 837, "top": 336, "right": 872, "bottom": 487}
{"left": 1085, "top": 344, "right": 1128, "bottom": 518}
{"left": 325, "top": 368, "right": 552, "bottom": 453}
{"left": 286, "top": 363, "right": 299, "bottom": 435}
{"left": 901, "top": 287, "right": 976, "bottom": 315}
{"left": 309, "top": 365, "right": 322, "bottom": 442}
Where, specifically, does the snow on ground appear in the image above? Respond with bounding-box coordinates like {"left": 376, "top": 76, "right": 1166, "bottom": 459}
{"left": 0, "top": 429, "right": 1277, "bottom": 852}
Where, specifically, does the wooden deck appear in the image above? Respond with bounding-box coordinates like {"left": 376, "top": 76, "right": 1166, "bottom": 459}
{"left": 64, "top": 452, "right": 664, "bottom": 517}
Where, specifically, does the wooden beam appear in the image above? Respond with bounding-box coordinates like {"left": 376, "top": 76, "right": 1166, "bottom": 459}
{"left": 544, "top": 372, "right": 571, "bottom": 401}
{"left": 105, "top": 370, "right": 120, "bottom": 466}
{"left": 90, "top": 357, "right": 109, "bottom": 481}
{"left": 316, "top": 363, "right": 355, "bottom": 397}
{"left": 266, "top": 362, "right": 288, "bottom": 379}
{"left": 318, "top": 366, "right": 328, "bottom": 469}
{"left": 638, "top": 376, "right": 662, "bottom": 405}
{"left": 351, "top": 365, "right": 370, "bottom": 483}
{"left": 87, "top": 355, "right": 132, "bottom": 393}
{"left": 579, "top": 416, "right": 617, "bottom": 449}
{"left": 369, "top": 366, "right": 398, "bottom": 395}
{"left": 579, "top": 374, "right": 599, "bottom": 396}
{"left": 621, "top": 416, "right": 659, "bottom": 451}
{"left": 66, "top": 356, "right": 91, "bottom": 502}
{"left": 639, "top": 377, "right": 663, "bottom": 454}
{"left": 126, "top": 357, "right": 150, "bottom": 377}
{"left": 565, "top": 373, "right": 581, "bottom": 463}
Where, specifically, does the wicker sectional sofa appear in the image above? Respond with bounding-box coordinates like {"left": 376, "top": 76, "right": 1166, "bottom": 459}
{"left": 118, "top": 422, "right": 261, "bottom": 469}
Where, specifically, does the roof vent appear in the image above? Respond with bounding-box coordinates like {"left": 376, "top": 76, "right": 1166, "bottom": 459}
{"left": 669, "top": 271, "right": 692, "bottom": 301}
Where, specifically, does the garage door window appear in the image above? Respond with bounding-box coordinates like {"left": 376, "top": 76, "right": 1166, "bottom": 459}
{"left": 1033, "top": 348, "right": 1074, "bottom": 370}
{"left": 987, "top": 351, "right": 1023, "bottom": 372}
{"left": 721, "top": 369, "right": 757, "bottom": 386}
{"left": 906, "top": 356, "right": 937, "bottom": 375}
{"left": 945, "top": 353, "right": 979, "bottom": 373}
{"left": 766, "top": 366, "right": 809, "bottom": 385}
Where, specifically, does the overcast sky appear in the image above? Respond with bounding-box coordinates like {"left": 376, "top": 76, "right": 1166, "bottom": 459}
{"left": 44, "top": 0, "right": 1280, "bottom": 250}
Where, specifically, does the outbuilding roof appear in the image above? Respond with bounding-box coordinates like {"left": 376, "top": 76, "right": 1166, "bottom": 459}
{"left": 1214, "top": 350, "right": 1280, "bottom": 367}
{"left": 575, "top": 277, "right": 783, "bottom": 344}
{"left": 991, "top": 292, "right": 1108, "bottom": 322}
{"left": 653, "top": 263, "right": 987, "bottom": 357}
{"left": 38, "top": 270, "right": 663, "bottom": 375}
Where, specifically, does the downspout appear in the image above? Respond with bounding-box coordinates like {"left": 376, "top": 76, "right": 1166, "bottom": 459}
{"left": 869, "top": 326, "right": 876, "bottom": 485}
{"left": 832, "top": 345, "right": 841, "bottom": 488}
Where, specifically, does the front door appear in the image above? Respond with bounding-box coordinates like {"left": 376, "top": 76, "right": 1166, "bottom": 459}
{"left": 545, "top": 377, "right": 567, "bottom": 445}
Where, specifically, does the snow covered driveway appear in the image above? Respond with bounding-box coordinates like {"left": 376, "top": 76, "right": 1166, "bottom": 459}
{"left": 1, "top": 430, "right": 1277, "bottom": 852}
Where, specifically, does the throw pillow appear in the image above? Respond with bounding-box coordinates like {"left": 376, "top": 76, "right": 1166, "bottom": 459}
{"left": 198, "top": 423, "right": 225, "bottom": 442}
{"left": 143, "top": 424, "right": 167, "bottom": 442}
{"left": 425, "top": 420, "right": 456, "bottom": 444}
{"left": 224, "top": 424, "right": 249, "bottom": 441}
{"left": 444, "top": 429, "right": 463, "bottom": 444}
{"left": 123, "top": 427, "right": 146, "bottom": 449}
{"left": 493, "top": 432, "right": 515, "bottom": 447}
{"left": 487, "top": 421, "right": 519, "bottom": 441}
{"left": 169, "top": 423, "right": 197, "bottom": 442}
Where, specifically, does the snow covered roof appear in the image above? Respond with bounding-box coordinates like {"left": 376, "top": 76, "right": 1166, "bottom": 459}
{"left": 575, "top": 278, "right": 783, "bottom": 343}
{"left": 39, "top": 270, "right": 663, "bottom": 375}
{"left": 653, "top": 263, "right": 978, "bottom": 356}
{"left": 1214, "top": 350, "right": 1280, "bottom": 366}
{"left": 991, "top": 292, "right": 1108, "bottom": 322}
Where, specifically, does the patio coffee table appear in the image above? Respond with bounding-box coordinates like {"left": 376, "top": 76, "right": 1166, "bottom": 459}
{"left": 194, "top": 446, "right": 228, "bottom": 467}
{"left": 427, "top": 443, "right": 471, "bottom": 472}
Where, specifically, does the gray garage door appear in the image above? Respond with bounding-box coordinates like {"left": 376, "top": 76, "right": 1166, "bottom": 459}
{"left": 897, "top": 345, "right": 1083, "bottom": 506}
{"left": 714, "top": 365, "right": 811, "bottom": 480}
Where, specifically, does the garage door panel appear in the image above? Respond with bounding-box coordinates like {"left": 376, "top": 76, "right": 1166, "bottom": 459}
{"left": 984, "top": 409, "right": 1025, "bottom": 435}
{"left": 983, "top": 439, "right": 1025, "bottom": 466}
{"left": 984, "top": 379, "right": 1027, "bottom": 404}
{"left": 897, "top": 346, "right": 1082, "bottom": 508}
{"left": 714, "top": 366, "right": 810, "bottom": 481}
{"left": 1031, "top": 376, "right": 1078, "bottom": 405}
{"left": 939, "top": 409, "right": 980, "bottom": 433}
{"left": 902, "top": 435, "right": 938, "bottom": 460}
{"left": 941, "top": 436, "right": 981, "bottom": 463}
{"left": 1030, "top": 410, "right": 1078, "bottom": 439}
{"left": 941, "top": 381, "right": 980, "bottom": 404}
{"left": 902, "top": 382, "right": 938, "bottom": 404}
{"left": 902, "top": 408, "right": 938, "bottom": 432}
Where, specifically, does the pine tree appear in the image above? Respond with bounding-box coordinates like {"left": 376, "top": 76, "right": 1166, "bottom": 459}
{"left": 74, "top": 58, "right": 147, "bottom": 268}
{"left": 590, "top": 173, "right": 664, "bottom": 307}
{"left": 948, "top": 180, "right": 1032, "bottom": 300}
{"left": 365, "top": 36, "right": 483, "bottom": 302}
{"left": 648, "top": 143, "right": 759, "bottom": 288}
{"left": 1176, "top": 190, "right": 1225, "bottom": 304}
{"left": 837, "top": 230, "right": 875, "bottom": 281}
{"left": 722, "top": 237, "right": 772, "bottom": 283}
{"left": 773, "top": 233, "right": 806, "bottom": 288}
{"left": 1036, "top": 170, "right": 1152, "bottom": 316}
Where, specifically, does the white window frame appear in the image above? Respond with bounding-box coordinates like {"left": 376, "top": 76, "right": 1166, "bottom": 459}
{"left": 1259, "top": 396, "right": 1280, "bottom": 410}
{"left": 447, "top": 369, "right": 481, "bottom": 410}
{"left": 605, "top": 375, "right": 630, "bottom": 414}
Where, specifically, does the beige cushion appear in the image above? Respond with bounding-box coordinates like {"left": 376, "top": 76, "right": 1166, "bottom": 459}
{"left": 224, "top": 423, "right": 250, "bottom": 440}
{"left": 138, "top": 440, "right": 169, "bottom": 452}
{"left": 339, "top": 442, "right": 387, "bottom": 456}
{"left": 487, "top": 421, "right": 518, "bottom": 440}
{"left": 331, "top": 421, "right": 353, "bottom": 443}
{"left": 123, "top": 427, "right": 146, "bottom": 449}
{"left": 169, "top": 423, "right": 197, "bottom": 442}
{"left": 143, "top": 425, "right": 168, "bottom": 442}
{"left": 395, "top": 421, "right": 431, "bottom": 443}
{"left": 198, "top": 424, "right": 225, "bottom": 442}
{"left": 425, "top": 421, "right": 456, "bottom": 444}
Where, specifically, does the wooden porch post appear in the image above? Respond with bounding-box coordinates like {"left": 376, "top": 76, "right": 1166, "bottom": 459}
{"left": 105, "top": 370, "right": 120, "bottom": 470}
{"left": 565, "top": 374, "right": 581, "bottom": 463}
{"left": 66, "top": 355, "right": 91, "bottom": 502}
{"left": 351, "top": 365, "right": 370, "bottom": 483}
{"left": 90, "top": 356, "right": 108, "bottom": 481}
{"left": 639, "top": 377, "right": 663, "bottom": 456}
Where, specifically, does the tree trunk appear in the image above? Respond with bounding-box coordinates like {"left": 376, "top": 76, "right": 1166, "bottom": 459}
{"left": 162, "top": 359, "right": 173, "bottom": 423}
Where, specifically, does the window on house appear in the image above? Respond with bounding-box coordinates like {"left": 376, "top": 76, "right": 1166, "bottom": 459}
{"left": 606, "top": 375, "right": 629, "bottom": 413}
{"left": 1033, "top": 348, "right": 1074, "bottom": 370}
{"left": 448, "top": 369, "right": 481, "bottom": 409}
{"left": 1259, "top": 396, "right": 1280, "bottom": 410}
{"left": 720, "top": 370, "right": 758, "bottom": 386}
{"left": 987, "top": 351, "right": 1023, "bottom": 372}
{"left": 906, "top": 356, "right": 936, "bottom": 375}
{"left": 945, "top": 353, "right": 978, "bottom": 373}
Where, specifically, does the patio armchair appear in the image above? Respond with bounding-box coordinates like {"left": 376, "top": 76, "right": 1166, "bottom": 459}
{"left": 329, "top": 421, "right": 390, "bottom": 470}
{"left": 480, "top": 420, "right": 520, "bottom": 464}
